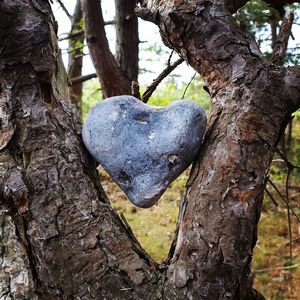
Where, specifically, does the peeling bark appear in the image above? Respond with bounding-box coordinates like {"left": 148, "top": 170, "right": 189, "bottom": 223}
{"left": 0, "top": 213, "right": 38, "bottom": 299}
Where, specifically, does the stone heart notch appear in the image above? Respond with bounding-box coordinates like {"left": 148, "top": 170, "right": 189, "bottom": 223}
{"left": 82, "top": 96, "right": 207, "bottom": 208}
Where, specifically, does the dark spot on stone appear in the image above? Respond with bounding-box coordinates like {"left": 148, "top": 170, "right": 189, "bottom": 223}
{"left": 118, "top": 170, "right": 132, "bottom": 186}
{"left": 134, "top": 111, "right": 149, "bottom": 124}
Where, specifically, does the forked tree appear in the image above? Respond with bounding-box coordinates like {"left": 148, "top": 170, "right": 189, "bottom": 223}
{"left": 0, "top": 0, "right": 300, "bottom": 299}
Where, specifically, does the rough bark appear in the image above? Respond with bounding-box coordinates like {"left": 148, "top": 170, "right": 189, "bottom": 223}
{"left": 1, "top": 0, "right": 300, "bottom": 299}
{"left": 68, "top": 0, "right": 84, "bottom": 116}
{"left": 81, "top": 0, "right": 132, "bottom": 98}
{"left": 136, "top": 0, "right": 299, "bottom": 298}
{"left": 0, "top": 1, "right": 156, "bottom": 298}
{"left": 115, "top": 0, "right": 139, "bottom": 83}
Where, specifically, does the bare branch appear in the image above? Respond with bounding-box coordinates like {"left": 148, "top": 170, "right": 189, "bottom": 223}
{"left": 286, "top": 165, "right": 293, "bottom": 259}
{"left": 69, "top": 73, "right": 97, "bottom": 85}
{"left": 272, "top": 8, "right": 294, "bottom": 65}
{"left": 56, "top": 0, "right": 72, "bottom": 20}
{"left": 181, "top": 72, "right": 196, "bottom": 99}
{"left": 59, "top": 30, "right": 84, "bottom": 41}
{"left": 58, "top": 22, "right": 115, "bottom": 41}
{"left": 141, "top": 58, "right": 184, "bottom": 103}
{"left": 267, "top": 178, "right": 300, "bottom": 222}
{"left": 265, "top": 188, "right": 278, "bottom": 207}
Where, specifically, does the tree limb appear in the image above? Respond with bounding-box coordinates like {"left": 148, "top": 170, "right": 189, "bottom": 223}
{"left": 69, "top": 73, "right": 97, "bottom": 85}
{"left": 142, "top": 58, "right": 184, "bottom": 103}
{"left": 272, "top": 8, "right": 294, "bottom": 65}
{"left": 56, "top": 0, "right": 72, "bottom": 20}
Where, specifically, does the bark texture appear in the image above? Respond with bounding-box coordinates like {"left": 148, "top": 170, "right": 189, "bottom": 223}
{"left": 1, "top": 0, "right": 300, "bottom": 299}
{"left": 0, "top": 1, "right": 156, "bottom": 298}
{"left": 136, "top": 0, "right": 299, "bottom": 298}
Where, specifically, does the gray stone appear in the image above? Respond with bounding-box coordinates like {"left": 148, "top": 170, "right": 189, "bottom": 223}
{"left": 82, "top": 96, "right": 207, "bottom": 208}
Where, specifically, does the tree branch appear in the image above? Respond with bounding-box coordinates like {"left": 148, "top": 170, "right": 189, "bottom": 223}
{"left": 58, "top": 21, "right": 115, "bottom": 41}
{"left": 69, "top": 73, "right": 97, "bottom": 85}
{"left": 56, "top": 0, "right": 72, "bottom": 20}
{"left": 267, "top": 179, "right": 300, "bottom": 222}
{"left": 271, "top": 8, "right": 294, "bottom": 65}
{"left": 141, "top": 58, "right": 184, "bottom": 103}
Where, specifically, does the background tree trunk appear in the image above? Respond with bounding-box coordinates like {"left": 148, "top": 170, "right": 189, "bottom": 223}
{"left": 81, "top": 0, "right": 139, "bottom": 98}
{"left": 1, "top": 0, "right": 300, "bottom": 299}
{"left": 115, "top": 0, "right": 139, "bottom": 83}
{"left": 68, "top": 0, "right": 84, "bottom": 116}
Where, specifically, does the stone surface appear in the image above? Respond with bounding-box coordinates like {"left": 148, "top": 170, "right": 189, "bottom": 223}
{"left": 82, "top": 96, "right": 207, "bottom": 208}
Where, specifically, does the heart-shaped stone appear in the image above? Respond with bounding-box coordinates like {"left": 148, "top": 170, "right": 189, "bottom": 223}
{"left": 82, "top": 96, "right": 206, "bottom": 208}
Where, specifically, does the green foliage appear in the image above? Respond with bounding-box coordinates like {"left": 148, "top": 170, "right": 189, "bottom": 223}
{"left": 146, "top": 76, "right": 211, "bottom": 111}
{"left": 82, "top": 79, "right": 102, "bottom": 121}
{"left": 235, "top": 1, "right": 300, "bottom": 65}
{"left": 235, "top": 0, "right": 270, "bottom": 36}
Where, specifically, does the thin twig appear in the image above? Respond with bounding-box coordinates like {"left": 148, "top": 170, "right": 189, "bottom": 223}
{"left": 265, "top": 188, "right": 278, "bottom": 207}
{"left": 167, "top": 50, "right": 174, "bottom": 66}
{"left": 141, "top": 58, "right": 184, "bottom": 103}
{"left": 56, "top": 0, "right": 72, "bottom": 20}
{"left": 58, "top": 21, "right": 115, "bottom": 41}
{"left": 285, "top": 167, "right": 293, "bottom": 259}
{"left": 272, "top": 8, "right": 294, "bottom": 65}
{"left": 275, "top": 148, "right": 300, "bottom": 169}
{"left": 253, "top": 263, "right": 300, "bottom": 273}
{"left": 58, "top": 30, "right": 84, "bottom": 41}
{"left": 181, "top": 72, "right": 197, "bottom": 99}
{"left": 267, "top": 178, "right": 300, "bottom": 223}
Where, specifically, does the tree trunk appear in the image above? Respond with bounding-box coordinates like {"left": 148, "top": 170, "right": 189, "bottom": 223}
{"left": 1, "top": 0, "right": 300, "bottom": 299}
{"left": 68, "top": 0, "right": 84, "bottom": 116}
{"left": 81, "top": 0, "right": 138, "bottom": 98}
{"left": 0, "top": 1, "right": 155, "bottom": 298}
{"left": 115, "top": 0, "right": 139, "bottom": 83}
